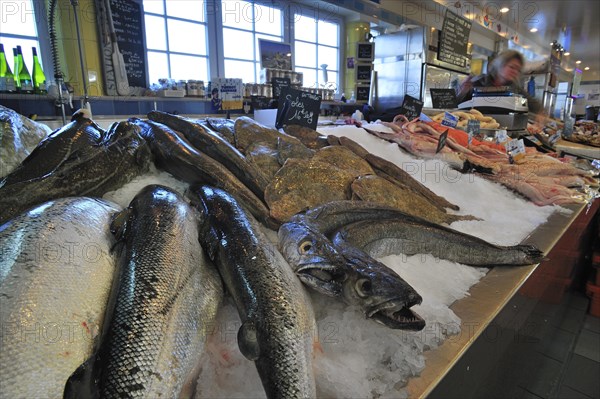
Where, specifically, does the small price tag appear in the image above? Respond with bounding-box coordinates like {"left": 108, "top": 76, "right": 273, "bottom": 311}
{"left": 466, "top": 119, "right": 480, "bottom": 145}
{"left": 441, "top": 111, "right": 458, "bottom": 127}
{"left": 505, "top": 139, "right": 526, "bottom": 163}
{"left": 494, "top": 129, "right": 509, "bottom": 145}
{"left": 548, "top": 131, "right": 561, "bottom": 145}
{"left": 563, "top": 118, "right": 575, "bottom": 137}
{"left": 436, "top": 130, "right": 449, "bottom": 153}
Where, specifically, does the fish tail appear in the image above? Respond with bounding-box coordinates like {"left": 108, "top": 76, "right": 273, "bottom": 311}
{"left": 516, "top": 244, "right": 545, "bottom": 264}
{"left": 63, "top": 354, "right": 101, "bottom": 399}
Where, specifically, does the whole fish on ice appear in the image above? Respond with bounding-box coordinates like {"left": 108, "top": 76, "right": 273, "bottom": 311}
{"left": 64, "top": 185, "right": 223, "bottom": 399}
{"left": 0, "top": 119, "right": 152, "bottom": 225}
{"left": 0, "top": 197, "right": 120, "bottom": 399}
{"left": 187, "top": 185, "right": 317, "bottom": 399}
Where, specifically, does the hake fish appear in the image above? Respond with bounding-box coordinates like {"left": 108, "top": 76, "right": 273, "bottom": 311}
{"left": 64, "top": 185, "right": 223, "bottom": 399}
{"left": 0, "top": 120, "right": 152, "bottom": 225}
{"left": 0, "top": 197, "right": 120, "bottom": 399}
{"left": 187, "top": 185, "right": 317, "bottom": 399}
{"left": 148, "top": 111, "right": 270, "bottom": 200}
{"left": 332, "top": 218, "right": 545, "bottom": 266}
{"left": 278, "top": 213, "right": 425, "bottom": 331}
{"left": 130, "top": 118, "right": 277, "bottom": 229}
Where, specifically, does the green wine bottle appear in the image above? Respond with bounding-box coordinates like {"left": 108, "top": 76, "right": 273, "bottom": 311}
{"left": 0, "top": 43, "right": 17, "bottom": 92}
{"left": 16, "top": 46, "right": 33, "bottom": 93}
{"left": 13, "top": 47, "right": 20, "bottom": 90}
{"left": 32, "top": 47, "right": 46, "bottom": 94}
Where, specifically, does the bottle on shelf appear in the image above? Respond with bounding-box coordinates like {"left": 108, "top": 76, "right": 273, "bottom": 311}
{"left": 0, "top": 43, "right": 17, "bottom": 93}
{"left": 31, "top": 47, "right": 46, "bottom": 94}
{"left": 16, "top": 46, "right": 33, "bottom": 94}
{"left": 13, "top": 47, "right": 20, "bottom": 90}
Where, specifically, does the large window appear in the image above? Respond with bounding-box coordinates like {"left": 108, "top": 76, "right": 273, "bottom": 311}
{"left": 0, "top": 0, "right": 42, "bottom": 74}
{"left": 294, "top": 13, "right": 340, "bottom": 90}
{"left": 221, "top": 0, "right": 283, "bottom": 83}
{"left": 143, "top": 0, "right": 209, "bottom": 85}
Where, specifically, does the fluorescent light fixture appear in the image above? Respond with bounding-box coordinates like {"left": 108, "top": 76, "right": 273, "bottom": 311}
{"left": 575, "top": 60, "right": 582, "bottom": 64}
{"left": 564, "top": 52, "right": 570, "bottom": 56}
{"left": 500, "top": 7, "right": 509, "bottom": 13}
{"left": 584, "top": 67, "right": 590, "bottom": 70}
{"left": 529, "top": 28, "right": 538, "bottom": 32}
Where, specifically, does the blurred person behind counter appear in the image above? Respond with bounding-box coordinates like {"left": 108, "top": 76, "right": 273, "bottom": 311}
{"left": 456, "top": 49, "right": 547, "bottom": 127}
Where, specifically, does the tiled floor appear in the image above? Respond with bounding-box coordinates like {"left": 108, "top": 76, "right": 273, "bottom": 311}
{"left": 503, "top": 292, "right": 600, "bottom": 399}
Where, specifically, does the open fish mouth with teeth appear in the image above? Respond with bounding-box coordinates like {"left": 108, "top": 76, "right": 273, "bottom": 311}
{"left": 367, "top": 297, "right": 425, "bottom": 331}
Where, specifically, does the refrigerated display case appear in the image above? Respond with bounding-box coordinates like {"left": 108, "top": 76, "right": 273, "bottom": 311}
{"left": 421, "top": 63, "right": 468, "bottom": 108}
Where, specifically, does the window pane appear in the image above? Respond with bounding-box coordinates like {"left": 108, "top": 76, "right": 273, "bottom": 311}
{"left": 145, "top": 15, "right": 166, "bottom": 50}
{"left": 318, "top": 45, "right": 338, "bottom": 71}
{"left": 0, "top": 0, "right": 37, "bottom": 36}
{"left": 294, "top": 14, "right": 316, "bottom": 42}
{"left": 255, "top": 5, "right": 281, "bottom": 36}
{"left": 165, "top": 0, "right": 205, "bottom": 22}
{"left": 147, "top": 51, "right": 169, "bottom": 85}
{"left": 221, "top": 0, "right": 253, "bottom": 30}
{"left": 255, "top": 34, "right": 281, "bottom": 65}
{"left": 296, "top": 67, "right": 317, "bottom": 88}
{"left": 294, "top": 41, "right": 316, "bottom": 68}
{"left": 170, "top": 54, "right": 208, "bottom": 81}
{"left": 318, "top": 20, "right": 338, "bottom": 47}
{"left": 167, "top": 19, "right": 206, "bottom": 54}
{"left": 223, "top": 28, "right": 253, "bottom": 60}
{"left": 224, "top": 59, "right": 255, "bottom": 83}
{"left": 143, "top": 0, "right": 164, "bottom": 14}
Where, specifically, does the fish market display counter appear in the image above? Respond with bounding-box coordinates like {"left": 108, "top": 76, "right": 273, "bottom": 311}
{"left": 409, "top": 199, "right": 599, "bottom": 398}
{"left": 554, "top": 138, "right": 600, "bottom": 159}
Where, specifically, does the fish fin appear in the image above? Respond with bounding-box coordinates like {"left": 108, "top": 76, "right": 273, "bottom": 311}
{"left": 237, "top": 321, "right": 260, "bottom": 361}
{"left": 63, "top": 354, "right": 100, "bottom": 399}
{"left": 110, "top": 208, "right": 131, "bottom": 245}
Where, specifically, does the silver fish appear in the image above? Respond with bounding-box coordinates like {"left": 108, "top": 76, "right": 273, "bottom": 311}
{"left": 0, "top": 197, "right": 120, "bottom": 399}
{"left": 0, "top": 120, "right": 152, "bottom": 225}
{"left": 187, "top": 185, "right": 317, "bottom": 399}
{"left": 332, "top": 218, "right": 544, "bottom": 266}
{"left": 278, "top": 213, "right": 425, "bottom": 331}
{"left": 64, "top": 185, "right": 223, "bottom": 399}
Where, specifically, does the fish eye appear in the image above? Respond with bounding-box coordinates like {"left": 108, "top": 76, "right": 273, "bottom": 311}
{"left": 355, "top": 278, "right": 372, "bottom": 298}
{"left": 299, "top": 239, "right": 313, "bottom": 254}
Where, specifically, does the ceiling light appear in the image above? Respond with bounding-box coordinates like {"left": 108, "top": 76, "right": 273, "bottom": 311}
{"left": 529, "top": 28, "right": 538, "bottom": 33}
{"left": 584, "top": 67, "right": 590, "bottom": 70}
{"left": 576, "top": 60, "right": 582, "bottom": 64}
{"left": 564, "top": 52, "right": 570, "bottom": 56}
{"left": 500, "top": 7, "right": 509, "bottom": 13}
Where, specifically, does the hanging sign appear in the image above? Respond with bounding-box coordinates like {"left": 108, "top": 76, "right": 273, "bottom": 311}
{"left": 438, "top": 10, "right": 472, "bottom": 68}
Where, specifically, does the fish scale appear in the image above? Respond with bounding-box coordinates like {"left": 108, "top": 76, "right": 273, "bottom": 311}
{"left": 188, "top": 185, "right": 317, "bottom": 399}
{"left": 64, "top": 185, "right": 223, "bottom": 398}
{"left": 0, "top": 197, "right": 120, "bottom": 399}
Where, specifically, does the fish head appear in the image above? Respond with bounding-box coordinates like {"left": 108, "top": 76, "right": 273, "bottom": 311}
{"left": 338, "top": 243, "right": 425, "bottom": 331}
{"left": 278, "top": 218, "right": 347, "bottom": 297}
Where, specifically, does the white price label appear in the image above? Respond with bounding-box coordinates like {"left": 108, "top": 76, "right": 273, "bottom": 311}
{"left": 495, "top": 129, "right": 509, "bottom": 144}
{"left": 505, "top": 138, "right": 526, "bottom": 162}
{"left": 441, "top": 111, "right": 458, "bottom": 128}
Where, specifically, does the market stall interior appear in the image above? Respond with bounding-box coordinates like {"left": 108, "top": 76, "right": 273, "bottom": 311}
{"left": 1, "top": 1, "right": 599, "bottom": 398}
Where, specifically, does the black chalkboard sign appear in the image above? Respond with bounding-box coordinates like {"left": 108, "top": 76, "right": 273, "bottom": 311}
{"left": 271, "top": 77, "right": 291, "bottom": 99}
{"left": 109, "top": 0, "right": 147, "bottom": 88}
{"left": 438, "top": 10, "right": 472, "bottom": 68}
{"left": 250, "top": 95, "right": 270, "bottom": 111}
{"left": 436, "top": 130, "right": 448, "bottom": 153}
{"left": 356, "top": 65, "right": 372, "bottom": 82}
{"left": 357, "top": 42, "right": 374, "bottom": 62}
{"left": 356, "top": 86, "right": 370, "bottom": 102}
{"left": 399, "top": 94, "right": 424, "bottom": 120}
{"left": 430, "top": 88, "right": 458, "bottom": 109}
{"left": 276, "top": 87, "right": 322, "bottom": 130}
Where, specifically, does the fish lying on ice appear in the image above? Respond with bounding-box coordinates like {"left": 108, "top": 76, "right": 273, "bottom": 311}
{"left": 148, "top": 111, "right": 270, "bottom": 200}
{"left": 65, "top": 185, "right": 223, "bottom": 398}
{"left": 187, "top": 185, "right": 317, "bottom": 399}
{"left": 130, "top": 118, "right": 277, "bottom": 229}
{"left": 0, "top": 197, "right": 121, "bottom": 399}
{"left": 331, "top": 218, "right": 545, "bottom": 266}
{"left": 0, "top": 105, "right": 52, "bottom": 178}
{"left": 0, "top": 119, "right": 152, "bottom": 225}
{"left": 278, "top": 207, "right": 425, "bottom": 331}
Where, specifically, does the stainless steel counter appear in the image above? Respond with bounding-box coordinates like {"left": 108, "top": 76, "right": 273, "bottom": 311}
{"left": 406, "top": 200, "right": 598, "bottom": 398}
